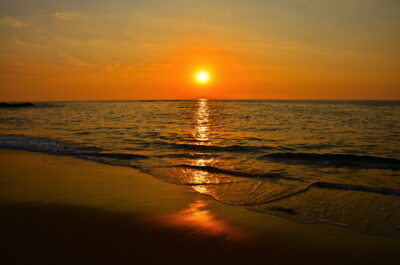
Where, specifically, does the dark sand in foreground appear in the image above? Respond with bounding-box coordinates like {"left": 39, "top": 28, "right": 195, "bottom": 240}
{"left": 0, "top": 150, "right": 399, "bottom": 265}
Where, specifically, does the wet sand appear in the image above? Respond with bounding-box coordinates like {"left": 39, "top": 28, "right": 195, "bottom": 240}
{"left": 0, "top": 150, "right": 399, "bottom": 265}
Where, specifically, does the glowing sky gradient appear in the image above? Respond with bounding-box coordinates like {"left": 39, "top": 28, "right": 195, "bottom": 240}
{"left": 0, "top": 0, "right": 399, "bottom": 100}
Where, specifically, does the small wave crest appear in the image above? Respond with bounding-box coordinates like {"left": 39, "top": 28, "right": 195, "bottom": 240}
{"left": 171, "top": 164, "right": 304, "bottom": 182}
{"left": 0, "top": 135, "right": 148, "bottom": 167}
{"left": 156, "top": 153, "right": 220, "bottom": 159}
{"left": 310, "top": 181, "right": 400, "bottom": 196}
{"left": 78, "top": 152, "right": 149, "bottom": 160}
{"left": 259, "top": 152, "right": 400, "bottom": 170}
{"left": 165, "top": 142, "right": 292, "bottom": 153}
{"left": 0, "top": 134, "right": 86, "bottom": 154}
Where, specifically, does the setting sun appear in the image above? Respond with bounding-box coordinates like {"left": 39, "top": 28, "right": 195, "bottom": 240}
{"left": 195, "top": 70, "right": 211, "bottom": 84}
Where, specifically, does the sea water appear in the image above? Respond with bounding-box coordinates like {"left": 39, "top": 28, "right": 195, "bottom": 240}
{"left": 1, "top": 100, "right": 399, "bottom": 238}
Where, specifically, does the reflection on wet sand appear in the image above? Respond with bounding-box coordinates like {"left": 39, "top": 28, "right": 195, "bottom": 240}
{"left": 156, "top": 200, "right": 246, "bottom": 241}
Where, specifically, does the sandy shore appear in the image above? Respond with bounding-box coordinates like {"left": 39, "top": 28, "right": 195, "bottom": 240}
{"left": 0, "top": 150, "right": 399, "bottom": 265}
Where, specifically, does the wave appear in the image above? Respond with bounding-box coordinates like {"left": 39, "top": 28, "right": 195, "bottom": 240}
{"left": 0, "top": 135, "right": 147, "bottom": 165}
{"left": 247, "top": 181, "right": 400, "bottom": 239}
{"left": 259, "top": 152, "right": 400, "bottom": 170}
{"left": 77, "top": 152, "right": 149, "bottom": 160}
{"left": 310, "top": 181, "right": 400, "bottom": 196}
{"left": 156, "top": 153, "right": 220, "bottom": 159}
{"left": 165, "top": 142, "right": 293, "bottom": 153}
{"left": 171, "top": 164, "right": 304, "bottom": 182}
{"left": 258, "top": 181, "right": 400, "bottom": 207}
{"left": 121, "top": 139, "right": 290, "bottom": 153}
{"left": 0, "top": 134, "right": 90, "bottom": 154}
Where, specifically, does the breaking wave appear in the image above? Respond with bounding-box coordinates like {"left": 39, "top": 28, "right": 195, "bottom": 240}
{"left": 260, "top": 152, "right": 400, "bottom": 170}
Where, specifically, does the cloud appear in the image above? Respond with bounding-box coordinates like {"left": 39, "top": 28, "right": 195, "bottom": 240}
{"left": 0, "top": 17, "right": 26, "bottom": 28}
{"left": 64, "top": 56, "right": 91, "bottom": 67}
{"left": 53, "top": 11, "right": 75, "bottom": 20}
{"left": 0, "top": 60, "right": 34, "bottom": 74}
{"left": 104, "top": 64, "right": 135, "bottom": 73}
{"left": 12, "top": 20, "right": 24, "bottom": 28}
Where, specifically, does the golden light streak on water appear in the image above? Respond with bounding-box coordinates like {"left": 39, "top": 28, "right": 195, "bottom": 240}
{"left": 194, "top": 99, "right": 209, "bottom": 144}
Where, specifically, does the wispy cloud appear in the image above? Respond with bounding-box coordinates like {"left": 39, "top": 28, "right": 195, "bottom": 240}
{"left": 53, "top": 11, "right": 75, "bottom": 20}
{"left": 12, "top": 20, "right": 25, "bottom": 28}
{"left": 0, "top": 17, "right": 26, "bottom": 28}
{"left": 64, "top": 56, "right": 91, "bottom": 67}
{"left": 104, "top": 64, "right": 135, "bottom": 73}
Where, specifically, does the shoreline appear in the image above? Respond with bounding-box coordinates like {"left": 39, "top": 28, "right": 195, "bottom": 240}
{"left": 1, "top": 149, "right": 399, "bottom": 264}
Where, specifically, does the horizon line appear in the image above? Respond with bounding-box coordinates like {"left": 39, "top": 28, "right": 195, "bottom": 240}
{"left": 2, "top": 99, "right": 400, "bottom": 103}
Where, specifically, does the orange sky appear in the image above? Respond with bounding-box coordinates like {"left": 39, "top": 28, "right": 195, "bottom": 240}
{"left": 1, "top": 0, "right": 399, "bottom": 101}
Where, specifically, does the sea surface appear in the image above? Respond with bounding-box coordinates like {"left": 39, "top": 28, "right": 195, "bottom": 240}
{"left": 1, "top": 100, "right": 399, "bottom": 238}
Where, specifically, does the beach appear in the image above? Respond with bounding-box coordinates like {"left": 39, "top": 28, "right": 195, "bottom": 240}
{"left": 1, "top": 149, "right": 399, "bottom": 265}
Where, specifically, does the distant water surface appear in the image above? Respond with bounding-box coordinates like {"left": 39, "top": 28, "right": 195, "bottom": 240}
{"left": 1, "top": 100, "right": 399, "bottom": 238}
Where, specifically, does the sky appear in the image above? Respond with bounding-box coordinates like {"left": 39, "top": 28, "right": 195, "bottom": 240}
{"left": 0, "top": 0, "right": 399, "bottom": 100}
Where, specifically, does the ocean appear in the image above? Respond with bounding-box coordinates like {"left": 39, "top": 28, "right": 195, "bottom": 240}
{"left": 1, "top": 100, "right": 399, "bottom": 238}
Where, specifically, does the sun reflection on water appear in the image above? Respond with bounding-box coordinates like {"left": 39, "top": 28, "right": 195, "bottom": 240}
{"left": 194, "top": 99, "right": 210, "bottom": 144}
{"left": 190, "top": 99, "right": 213, "bottom": 191}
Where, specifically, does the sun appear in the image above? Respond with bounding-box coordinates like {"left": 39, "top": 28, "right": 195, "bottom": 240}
{"left": 195, "top": 70, "right": 211, "bottom": 84}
